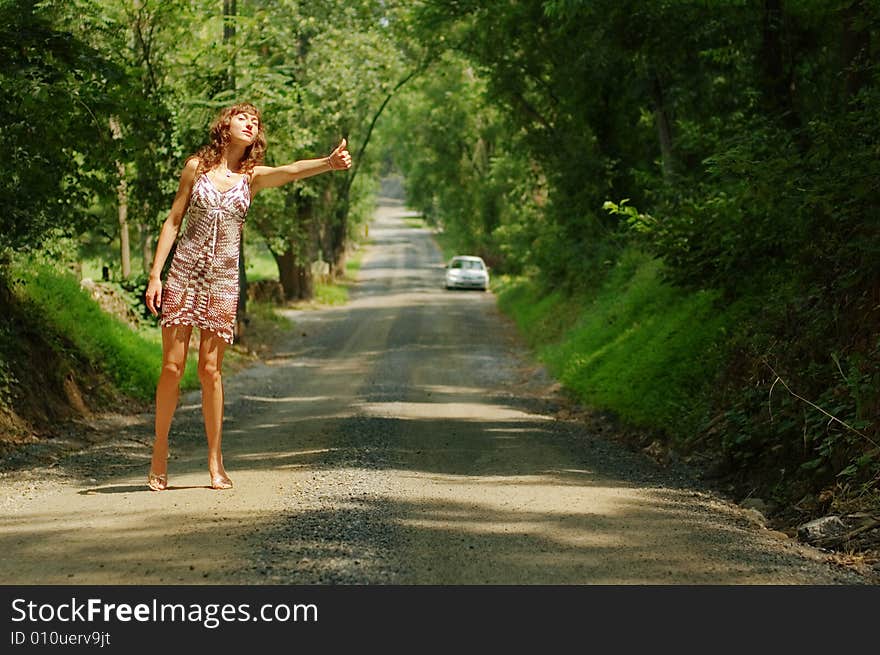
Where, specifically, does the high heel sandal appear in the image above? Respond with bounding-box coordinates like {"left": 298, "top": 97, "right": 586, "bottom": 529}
{"left": 147, "top": 471, "right": 168, "bottom": 492}
{"left": 210, "top": 473, "right": 233, "bottom": 490}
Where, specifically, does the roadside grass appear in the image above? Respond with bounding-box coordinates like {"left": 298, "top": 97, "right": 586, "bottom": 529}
{"left": 496, "top": 248, "right": 733, "bottom": 439}
{"left": 10, "top": 261, "right": 290, "bottom": 404}
{"left": 313, "top": 282, "right": 348, "bottom": 305}
{"left": 345, "top": 249, "right": 364, "bottom": 278}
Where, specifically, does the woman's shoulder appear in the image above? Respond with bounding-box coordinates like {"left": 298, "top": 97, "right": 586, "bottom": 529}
{"left": 179, "top": 157, "right": 203, "bottom": 186}
{"left": 183, "top": 156, "right": 202, "bottom": 173}
{"left": 170, "top": 157, "right": 202, "bottom": 199}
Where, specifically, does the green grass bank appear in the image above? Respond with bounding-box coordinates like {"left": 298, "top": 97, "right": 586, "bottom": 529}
{"left": 9, "top": 261, "right": 200, "bottom": 402}
{"left": 496, "top": 249, "right": 734, "bottom": 442}
{"left": 0, "top": 244, "right": 363, "bottom": 441}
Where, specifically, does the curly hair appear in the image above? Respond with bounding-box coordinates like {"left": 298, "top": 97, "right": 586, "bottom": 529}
{"left": 190, "top": 102, "right": 267, "bottom": 177}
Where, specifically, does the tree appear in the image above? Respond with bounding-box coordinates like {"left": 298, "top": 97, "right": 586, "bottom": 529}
{"left": 0, "top": 0, "right": 129, "bottom": 257}
{"left": 233, "top": 0, "right": 411, "bottom": 298}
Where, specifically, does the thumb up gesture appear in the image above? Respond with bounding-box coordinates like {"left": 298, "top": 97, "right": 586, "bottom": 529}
{"left": 327, "top": 138, "right": 352, "bottom": 171}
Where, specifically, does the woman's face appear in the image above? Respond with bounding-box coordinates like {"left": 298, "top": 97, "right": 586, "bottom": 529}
{"left": 229, "top": 111, "right": 260, "bottom": 145}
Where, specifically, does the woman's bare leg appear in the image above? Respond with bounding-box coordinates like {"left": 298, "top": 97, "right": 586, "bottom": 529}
{"left": 197, "top": 329, "right": 231, "bottom": 488}
{"left": 149, "top": 324, "right": 193, "bottom": 488}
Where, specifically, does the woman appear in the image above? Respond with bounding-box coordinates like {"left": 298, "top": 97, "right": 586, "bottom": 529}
{"left": 144, "top": 102, "right": 351, "bottom": 491}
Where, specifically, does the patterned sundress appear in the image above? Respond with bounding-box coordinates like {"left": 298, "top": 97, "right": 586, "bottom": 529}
{"left": 159, "top": 171, "right": 251, "bottom": 344}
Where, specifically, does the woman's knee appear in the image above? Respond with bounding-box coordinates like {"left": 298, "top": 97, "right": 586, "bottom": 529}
{"left": 160, "top": 359, "right": 186, "bottom": 382}
{"left": 197, "top": 361, "right": 222, "bottom": 386}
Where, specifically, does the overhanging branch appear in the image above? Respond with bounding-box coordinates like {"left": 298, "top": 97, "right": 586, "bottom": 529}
{"left": 344, "top": 59, "right": 432, "bottom": 196}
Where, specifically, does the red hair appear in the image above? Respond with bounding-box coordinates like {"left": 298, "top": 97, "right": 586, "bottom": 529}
{"left": 190, "top": 102, "right": 267, "bottom": 176}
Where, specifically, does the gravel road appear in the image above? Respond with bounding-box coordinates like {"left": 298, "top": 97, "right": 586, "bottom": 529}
{"left": 0, "top": 200, "right": 867, "bottom": 584}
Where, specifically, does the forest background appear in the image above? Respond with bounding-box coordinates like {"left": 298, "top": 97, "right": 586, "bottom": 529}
{"left": 1, "top": 0, "right": 878, "bottom": 526}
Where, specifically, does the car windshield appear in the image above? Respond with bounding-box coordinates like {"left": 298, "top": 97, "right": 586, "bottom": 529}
{"left": 451, "top": 259, "right": 484, "bottom": 270}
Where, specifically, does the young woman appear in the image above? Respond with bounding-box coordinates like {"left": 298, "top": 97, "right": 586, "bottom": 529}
{"left": 143, "top": 102, "right": 351, "bottom": 491}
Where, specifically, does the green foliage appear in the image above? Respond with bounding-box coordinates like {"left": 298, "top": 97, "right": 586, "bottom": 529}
{"left": 704, "top": 285, "right": 880, "bottom": 496}
{"left": 0, "top": 321, "right": 18, "bottom": 407}
{"left": 243, "top": 236, "right": 281, "bottom": 282}
{"left": 7, "top": 0, "right": 406, "bottom": 300}
{"left": 378, "top": 51, "right": 540, "bottom": 272}
{"left": 602, "top": 200, "right": 656, "bottom": 236}
{"left": 0, "top": 0, "right": 130, "bottom": 252}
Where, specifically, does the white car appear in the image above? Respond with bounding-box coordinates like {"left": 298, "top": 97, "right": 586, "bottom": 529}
{"left": 444, "top": 255, "right": 489, "bottom": 291}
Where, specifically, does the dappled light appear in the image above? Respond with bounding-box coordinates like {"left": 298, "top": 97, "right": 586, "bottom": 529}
{"left": 355, "top": 401, "right": 550, "bottom": 422}
{"left": 0, "top": 468, "right": 810, "bottom": 585}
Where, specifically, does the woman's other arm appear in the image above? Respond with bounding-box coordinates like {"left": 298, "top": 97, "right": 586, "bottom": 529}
{"left": 144, "top": 158, "right": 200, "bottom": 316}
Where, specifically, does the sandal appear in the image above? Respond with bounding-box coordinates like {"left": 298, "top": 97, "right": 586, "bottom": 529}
{"left": 147, "top": 471, "right": 168, "bottom": 492}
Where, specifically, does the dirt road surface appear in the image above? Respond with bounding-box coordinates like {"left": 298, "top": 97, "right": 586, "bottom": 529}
{"left": 0, "top": 200, "right": 866, "bottom": 584}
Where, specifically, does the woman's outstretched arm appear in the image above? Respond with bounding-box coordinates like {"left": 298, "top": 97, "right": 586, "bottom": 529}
{"left": 250, "top": 138, "right": 352, "bottom": 194}
{"left": 144, "top": 158, "right": 200, "bottom": 316}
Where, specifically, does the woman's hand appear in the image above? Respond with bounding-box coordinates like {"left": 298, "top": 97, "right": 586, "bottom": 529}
{"left": 327, "top": 138, "right": 352, "bottom": 171}
{"left": 145, "top": 277, "right": 163, "bottom": 316}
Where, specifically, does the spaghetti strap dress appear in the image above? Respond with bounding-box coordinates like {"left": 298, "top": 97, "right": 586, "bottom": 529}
{"left": 159, "top": 171, "right": 251, "bottom": 344}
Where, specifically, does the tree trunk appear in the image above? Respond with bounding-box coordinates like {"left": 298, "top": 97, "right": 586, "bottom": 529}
{"left": 274, "top": 197, "right": 318, "bottom": 300}
{"left": 327, "top": 181, "right": 351, "bottom": 277}
{"left": 650, "top": 73, "right": 675, "bottom": 182}
{"left": 328, "top": 212, "right": 347, "bottom": 278}
{"left": 760, "top": 0, "right": 799, "bottom": 129}
{"left": 842, "top": 0, "right": 870, "bottom": 100}
{"left": 117, "top": 161, "right": 131, "bottom": 279}
{"left": 109, "top": 117, "right": 130, "bottom": 279}
{"left": 139, "top": 219, "right": 153, "bottom": 275}
{"left": 224, "top": 0, "right": 237, "bottom": 90}
{"left": 274, "top": 247, "right": 313, "bottom": 301}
